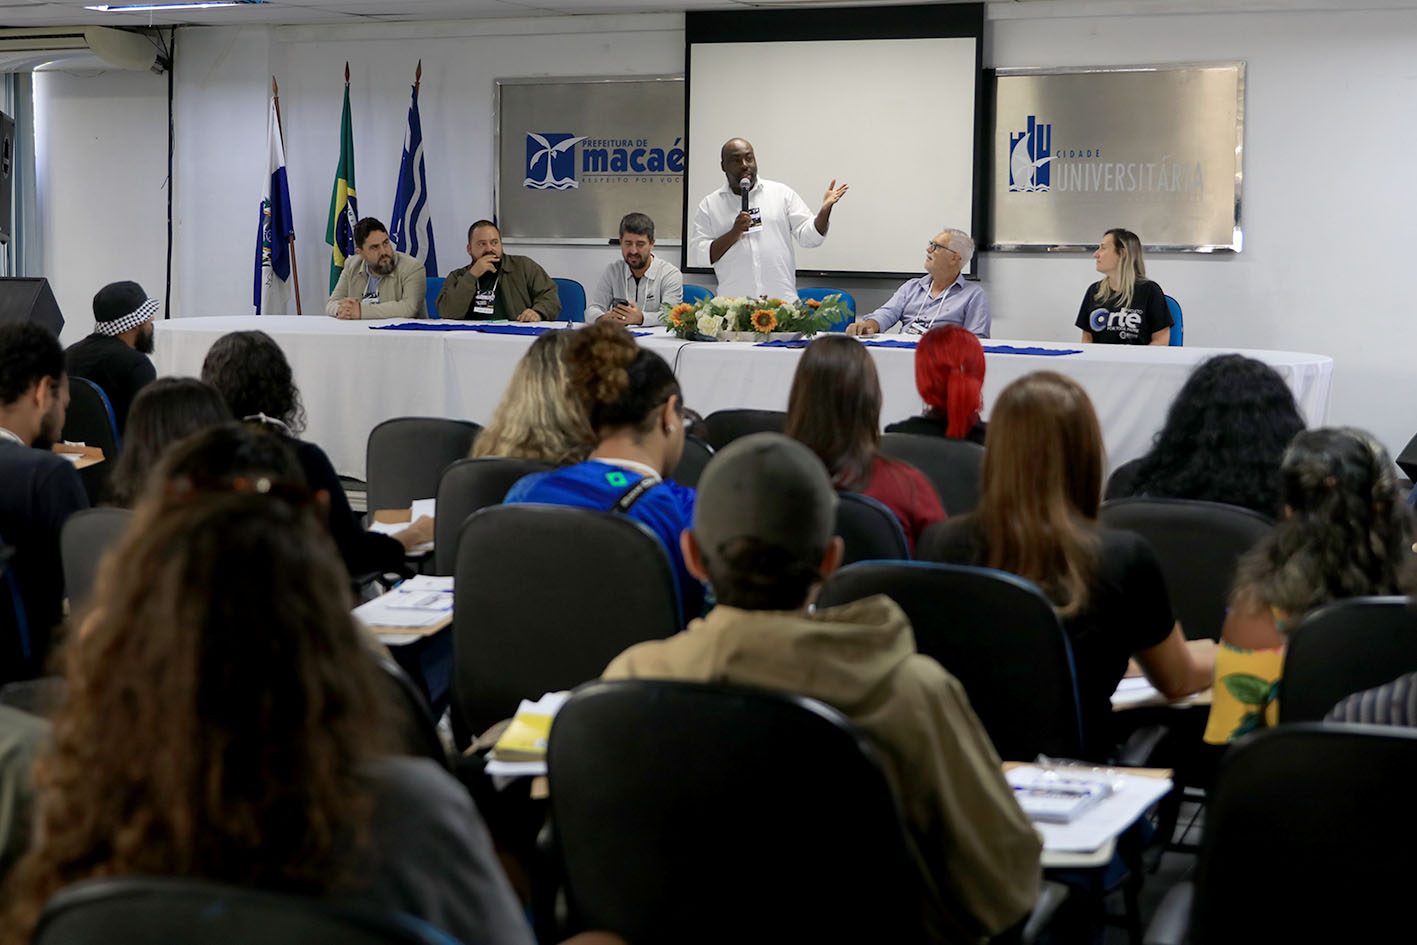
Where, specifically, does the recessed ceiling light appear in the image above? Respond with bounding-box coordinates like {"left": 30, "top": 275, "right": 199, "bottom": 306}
{"left": 85, "top": 1, "right": 266, "bottom": 11}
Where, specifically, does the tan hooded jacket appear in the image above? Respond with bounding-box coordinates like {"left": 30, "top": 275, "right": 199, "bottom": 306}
{"left": 604, "top": 595, "right": 1042, "bottom": 943}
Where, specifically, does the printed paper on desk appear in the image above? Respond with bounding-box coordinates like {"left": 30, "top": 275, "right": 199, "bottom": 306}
{"left": 1007, "top": 764, "right": 1171, "bottom": 853}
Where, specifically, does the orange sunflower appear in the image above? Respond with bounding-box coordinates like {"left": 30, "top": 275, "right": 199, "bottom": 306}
{"left": 806, "top": 298, "right": 822, "bottom": 308}
{"left": 751, "top": 309, "right": 778, "bottom": 333}
{"left": 668, "top": 303, "right": 693, "bottom": 328}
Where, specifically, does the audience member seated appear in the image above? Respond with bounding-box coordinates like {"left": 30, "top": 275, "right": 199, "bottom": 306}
{"left": 1328, "top": 670, "right": 1417, "bottom": 726}
{"left": 0, "top": 704, "right": 47, "bottom": 879}
{"left": 1076, "top": 228, "right": 1172, "bottom": 346}
{"left": 106, "top": 378, "right": 232, "bottom": 507}
{"left": 0, "top": 323, "right": 88, "bottom": 684}
{"left": 200, "top": 331, "right": 431, "bottom": 577}
{"left": 437, "top": 220, "right": 560, "bottom": 322}
{"left": 326, "top": 217, "right": 428, "bottom": 320}
{"left": 1205, "top": 428, "right": 1417, "bottom": 744}
{"left": 921, "top": 371, "right": 1212, "bottom": 758}
{"left": 884, "top": 324, "right": 988, "bottom": 445}
{"left": 603, "top": 433, "right": 1041, "bottom": 942}
{"left": 63, "top": 281, "right": 158, "bottom": 434}
{"left": 785, "top": 335, "right": 944, "bottom": 549}
{"left": 0, "top": 482, "right": 545, "bottom": 945}
{"left": 505, "top": 321, "right": 703, "bottom": 623}
{"left": 1105, "top": 354, "right": 1305, "bottom": 517}
{"left": 470, "top": 330, "right": 593, "bottom": 465}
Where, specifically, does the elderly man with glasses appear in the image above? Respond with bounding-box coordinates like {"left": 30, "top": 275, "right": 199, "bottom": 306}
{"left": 847, "top": 228, "right": 991, "bottom": 338}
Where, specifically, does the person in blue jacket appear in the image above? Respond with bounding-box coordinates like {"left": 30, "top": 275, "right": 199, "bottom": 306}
{"left": 506, "top": 320, "right": 703, "bottom": 624}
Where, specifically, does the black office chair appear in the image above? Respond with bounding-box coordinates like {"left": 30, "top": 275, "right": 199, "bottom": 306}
{"left": 33, "top": 876, "right": 458, "bottom": 945}
{"left": 818, "top": 561, "right": 1084, "bottom": 760}
{"left": 60, "top": 507, "right": 133, "bottom": 613}
{"left": 1280, "top": 596, "right": 1417, "bottom": 722}
{"left": 702, "top": 408, "right": 785, "bottom": 450}
{"left": 880, "top": 432, "right": 985, "bottom": 515}
{"left": 377, "top": 655, "right": 447, "bottom": 768}
{"left": 451, "top": 505, "right": 681, "bottom": 737}
{"left": 1099, "top": 497, "right": 1273, "bottom": 641}
{"left": 433, "top": 457, "right": 553, "bottom": 575}
{"left": 836, "top": 491, "right": 911, "bottom": 564}
{"left": 546, "top": 679, "right": 923, "bottom": 943}
{"left": 669, "top": 435, "right": 713, "bottom": 489}
{"left": 1146, "top": 723, "right": 1417, "bottom": 945}
{"left": 63, "top": 377, "right": 122, "bottom": 504}
{"left": 365, "top": 417, "right": 481, "bottom": 516}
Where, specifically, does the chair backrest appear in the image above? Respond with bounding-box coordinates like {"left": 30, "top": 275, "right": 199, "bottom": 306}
{"left": 452, "top": 505, "right": 681, "bottom": 735}
{"left": 879, "top": 433, "right": 984, "bottom": 516}
{"left": 60, "top": 507, "right": 134, "bottom": 613}
{"left": 702, "top": 408, "right": 785, "bottom": 450}
{"left": 1280, "top": 596, "right": 1417, "bottom": 722}
{"left": 377, "top": 655, "right": 447, "bottom": 768}
{"left": 817, "top": 561, "right": 1084, "bottom": 760}
{"left": 0, "top": 539, "right": 31, "bottom": 682}
{"left": 365, "top": 417, "right": 481, "bottom": 516}
{"left": 1165, "top": 294, "right": 1183, "bottom": 346}
{"left": 669, "top": 435, "right": 712, "bottom": 489}
{"left": 835, "top": 492, "right": 911, "bottom": 565}
{"left": 63, "top": 377, "right": 122, "bottom": 504}
{"left": 552, "top": 278, "right": 586, "bottom": 322}
{"left": 548, "top": 679, "right": 922, "bottom": 943}
{"left": 433, "top": 456, "right": 554, "bottom": 575}
{"left": 1099, "top": 497, "right": 1273, "bottom": 641}
{"left": 33, "top": 876, "right": 455, "bottom": 945}
{"left": 681, "top": 284, "right": 712, "bottom": 306}
{"left": 797, "top": 287, "right": 857, "bottom": 332}
{"left": 1191, "top": 723, "right": 1417, "bottom": 942}
{"left": 423, "top": 275, "right": 445, "bottom": 319}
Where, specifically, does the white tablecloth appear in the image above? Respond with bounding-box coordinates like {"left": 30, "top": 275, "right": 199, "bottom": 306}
{"left": 155, "top": 315, "right": 1333, "bottom": 481}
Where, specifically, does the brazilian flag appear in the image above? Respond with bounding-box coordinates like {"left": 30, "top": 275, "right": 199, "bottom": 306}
{"left": 325, "top": 71, "right": 358, "bottom": 292}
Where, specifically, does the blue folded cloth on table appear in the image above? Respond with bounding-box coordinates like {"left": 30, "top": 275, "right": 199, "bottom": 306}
{"left": 371, "top": 322, "right": 648, "bottom": 337}
{"left": 756, "top": 337, "right": 1083, "bottom": 356}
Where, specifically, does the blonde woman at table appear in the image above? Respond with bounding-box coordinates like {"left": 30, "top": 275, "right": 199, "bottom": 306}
{"left": 1205, "top": 428, "right": 1417, "bottom": 744}
{"left": 471, "top": 330, "right": 593, "bottom": 465}
{"left": 921, "top": 372, "right": 1213, "bottom": 759}
{"left": 1076, "top": 228, "right": 1172, "bottom": 345}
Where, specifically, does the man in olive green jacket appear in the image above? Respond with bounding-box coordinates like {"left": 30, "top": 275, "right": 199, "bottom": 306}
{"left": 603, "top": 434, "right": 1043, "bottom": 945}
{"left": 436, "top": 220, "right": 561, "bottom": 321}
{"left": 326, "top": 217, "right": 428, "bottom": 320}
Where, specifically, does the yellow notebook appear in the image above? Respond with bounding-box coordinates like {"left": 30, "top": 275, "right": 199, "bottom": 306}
{"left": 490, "top": 692, "right": 569, "bottom": 762}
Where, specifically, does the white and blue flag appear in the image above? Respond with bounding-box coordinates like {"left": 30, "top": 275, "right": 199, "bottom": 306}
{"left": 390, "top": 79, "right": 438, "bottom": 277}
{"left": 254, "top": 93, "right": 295, "bottom": 315}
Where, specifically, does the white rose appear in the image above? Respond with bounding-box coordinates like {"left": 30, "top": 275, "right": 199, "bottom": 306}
{"left": 696, "top": 314, "right": 722, "bottom": 337}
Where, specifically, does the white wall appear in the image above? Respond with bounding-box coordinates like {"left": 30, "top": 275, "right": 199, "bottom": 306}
{"left": 31, "top": 6, "right": 1417, "bottom": 456}
{"left": 33, "top": 68, "right": 169, "bottom": 347}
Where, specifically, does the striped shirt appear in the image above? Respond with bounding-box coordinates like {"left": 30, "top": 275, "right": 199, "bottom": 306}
{"left": 1326, "top": 671, "right": 1417, "bottom": 726}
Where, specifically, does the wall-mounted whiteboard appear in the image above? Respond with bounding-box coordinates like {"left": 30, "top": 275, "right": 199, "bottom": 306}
{"left": 685, "top": 35, "right": 979, "bottom": 277}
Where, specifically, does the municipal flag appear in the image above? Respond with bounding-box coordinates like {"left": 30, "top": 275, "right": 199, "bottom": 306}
{"left": 325, "top": 66, "right": 358, "bottom": 292}
{"left": 254, "top": 92, "right": 295, "bottom": 315}
{"left": 390, "top": 67, "right": 437, "bottom": 277}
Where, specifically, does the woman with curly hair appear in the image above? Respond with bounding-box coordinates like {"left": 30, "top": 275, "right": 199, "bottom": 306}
{"left": 472, "top": 329, "right": 593, "bottom": 465}
{"left": 505, "top": 320, "right": 702, "bottom": 623}
{"left": 922, "top": 372, "right": 1212, "bottom": 758}
{"left": 0, "top": 481, "right": 537, "bottom": 944}
{"left": 106, "top": 377, "right": 232, "bottom": 507}
{"left": 786, "top": 335, "right": 944, "bottom": 548}
{"left": 1106, "top": 354, "right": 1305, "bottom": 517}
{"left": 200, "top": 330, "right": 430, "bottom": 577}
{"left": 885, "top": 324, "right": 987, "bottom": 445}
{"left": 1204, "top": 428, "right": 1417, "bottom": 743}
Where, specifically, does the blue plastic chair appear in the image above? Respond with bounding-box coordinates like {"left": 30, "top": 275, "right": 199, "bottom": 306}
{"left": 1165, "top": 294, "right": 1183, "bottom": 346}
{"left": 553, "top": 278, "right": 587, "bottom": 323}
{"left": 798, "top": 287, "right": 857, "bottom": 332}
{"left": 682, "top": 284, "right": 712, "bottom": 306}
{"left": 424, "top": 276, "right": 445, "bottom": 319}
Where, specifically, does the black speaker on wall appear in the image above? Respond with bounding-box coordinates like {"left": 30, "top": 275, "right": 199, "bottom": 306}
{"left": 0, "top": 109, "right": 12, "bottom": 246}
{"left": 0, "top": 278, "right": 63, "bottom": 335}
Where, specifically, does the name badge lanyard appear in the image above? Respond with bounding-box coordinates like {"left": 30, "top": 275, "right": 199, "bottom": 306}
{"left": 904, "top": 284, "right": 950, "bottom": 334}
{"left": 474, "top": 271, "right": 502, "bottom": 316}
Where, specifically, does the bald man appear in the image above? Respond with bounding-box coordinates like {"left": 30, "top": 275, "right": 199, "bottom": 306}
{"left": 688, "top": 138, "right": 847, "bottom": 300}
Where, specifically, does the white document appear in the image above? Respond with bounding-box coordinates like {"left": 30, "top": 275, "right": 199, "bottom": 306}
{"left": 352, "top": 575, "right": 453, "bottom": 630}
{"left": 1007, "top": 765, "right": 1172, "bottom": 853}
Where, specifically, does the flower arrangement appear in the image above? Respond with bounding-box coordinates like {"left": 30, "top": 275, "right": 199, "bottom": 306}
{"left": 661, "top": 294, "right": 851, "bottom": 341}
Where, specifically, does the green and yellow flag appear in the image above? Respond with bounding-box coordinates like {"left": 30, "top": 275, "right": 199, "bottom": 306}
{"left": 325, "top": 63, "right": 359, "bottom": 292}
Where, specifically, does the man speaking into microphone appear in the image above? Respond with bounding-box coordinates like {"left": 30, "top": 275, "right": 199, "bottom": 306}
{"left": 689, "top": 138, "right": 848, "bottom": 300}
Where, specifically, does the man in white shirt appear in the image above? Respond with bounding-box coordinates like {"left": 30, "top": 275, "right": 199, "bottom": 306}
{"left": 689, "top": 138, "right": 848, "bottom": 299}
{"left": 586, "top": 212, "right": 683, "bottom": 327}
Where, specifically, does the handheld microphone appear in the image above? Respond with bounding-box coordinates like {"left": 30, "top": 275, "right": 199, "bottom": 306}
{"left": 740, "top": 178, "right": 751, "bottom": 212}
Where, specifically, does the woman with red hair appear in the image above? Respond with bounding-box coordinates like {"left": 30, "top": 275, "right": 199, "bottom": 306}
{"left": 886, "top": 324, "right": 987, "bottom": 445}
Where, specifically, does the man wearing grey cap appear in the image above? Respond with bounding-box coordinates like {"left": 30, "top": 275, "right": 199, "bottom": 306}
{"left": 64, "top": 281, "right": 159, "bottom": 434}
{"left": 603, "top": 433, "right": 1041, "bottom": 943}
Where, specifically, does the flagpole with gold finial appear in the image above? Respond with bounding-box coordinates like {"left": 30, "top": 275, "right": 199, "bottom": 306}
{"left": 273, "top": 75, "right": 303, "bottom": 314}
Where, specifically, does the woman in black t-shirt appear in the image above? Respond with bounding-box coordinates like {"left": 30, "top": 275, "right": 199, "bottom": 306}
{"left": 920, "top": 371, "right": 1212, "bottom": 758}
{"left": 1075, "top": 228, "right": 1173, "bottom": 345}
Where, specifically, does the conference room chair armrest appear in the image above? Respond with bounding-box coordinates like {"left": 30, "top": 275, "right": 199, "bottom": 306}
{"left": 1141, "top": 880, "right": 1192, "bottom": 945}
{"left": 1114, "top": 722, "right": 1173, "bottom": 768}
{"left": 1020, "top": 880, "right": 1070, "bottom": 945}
